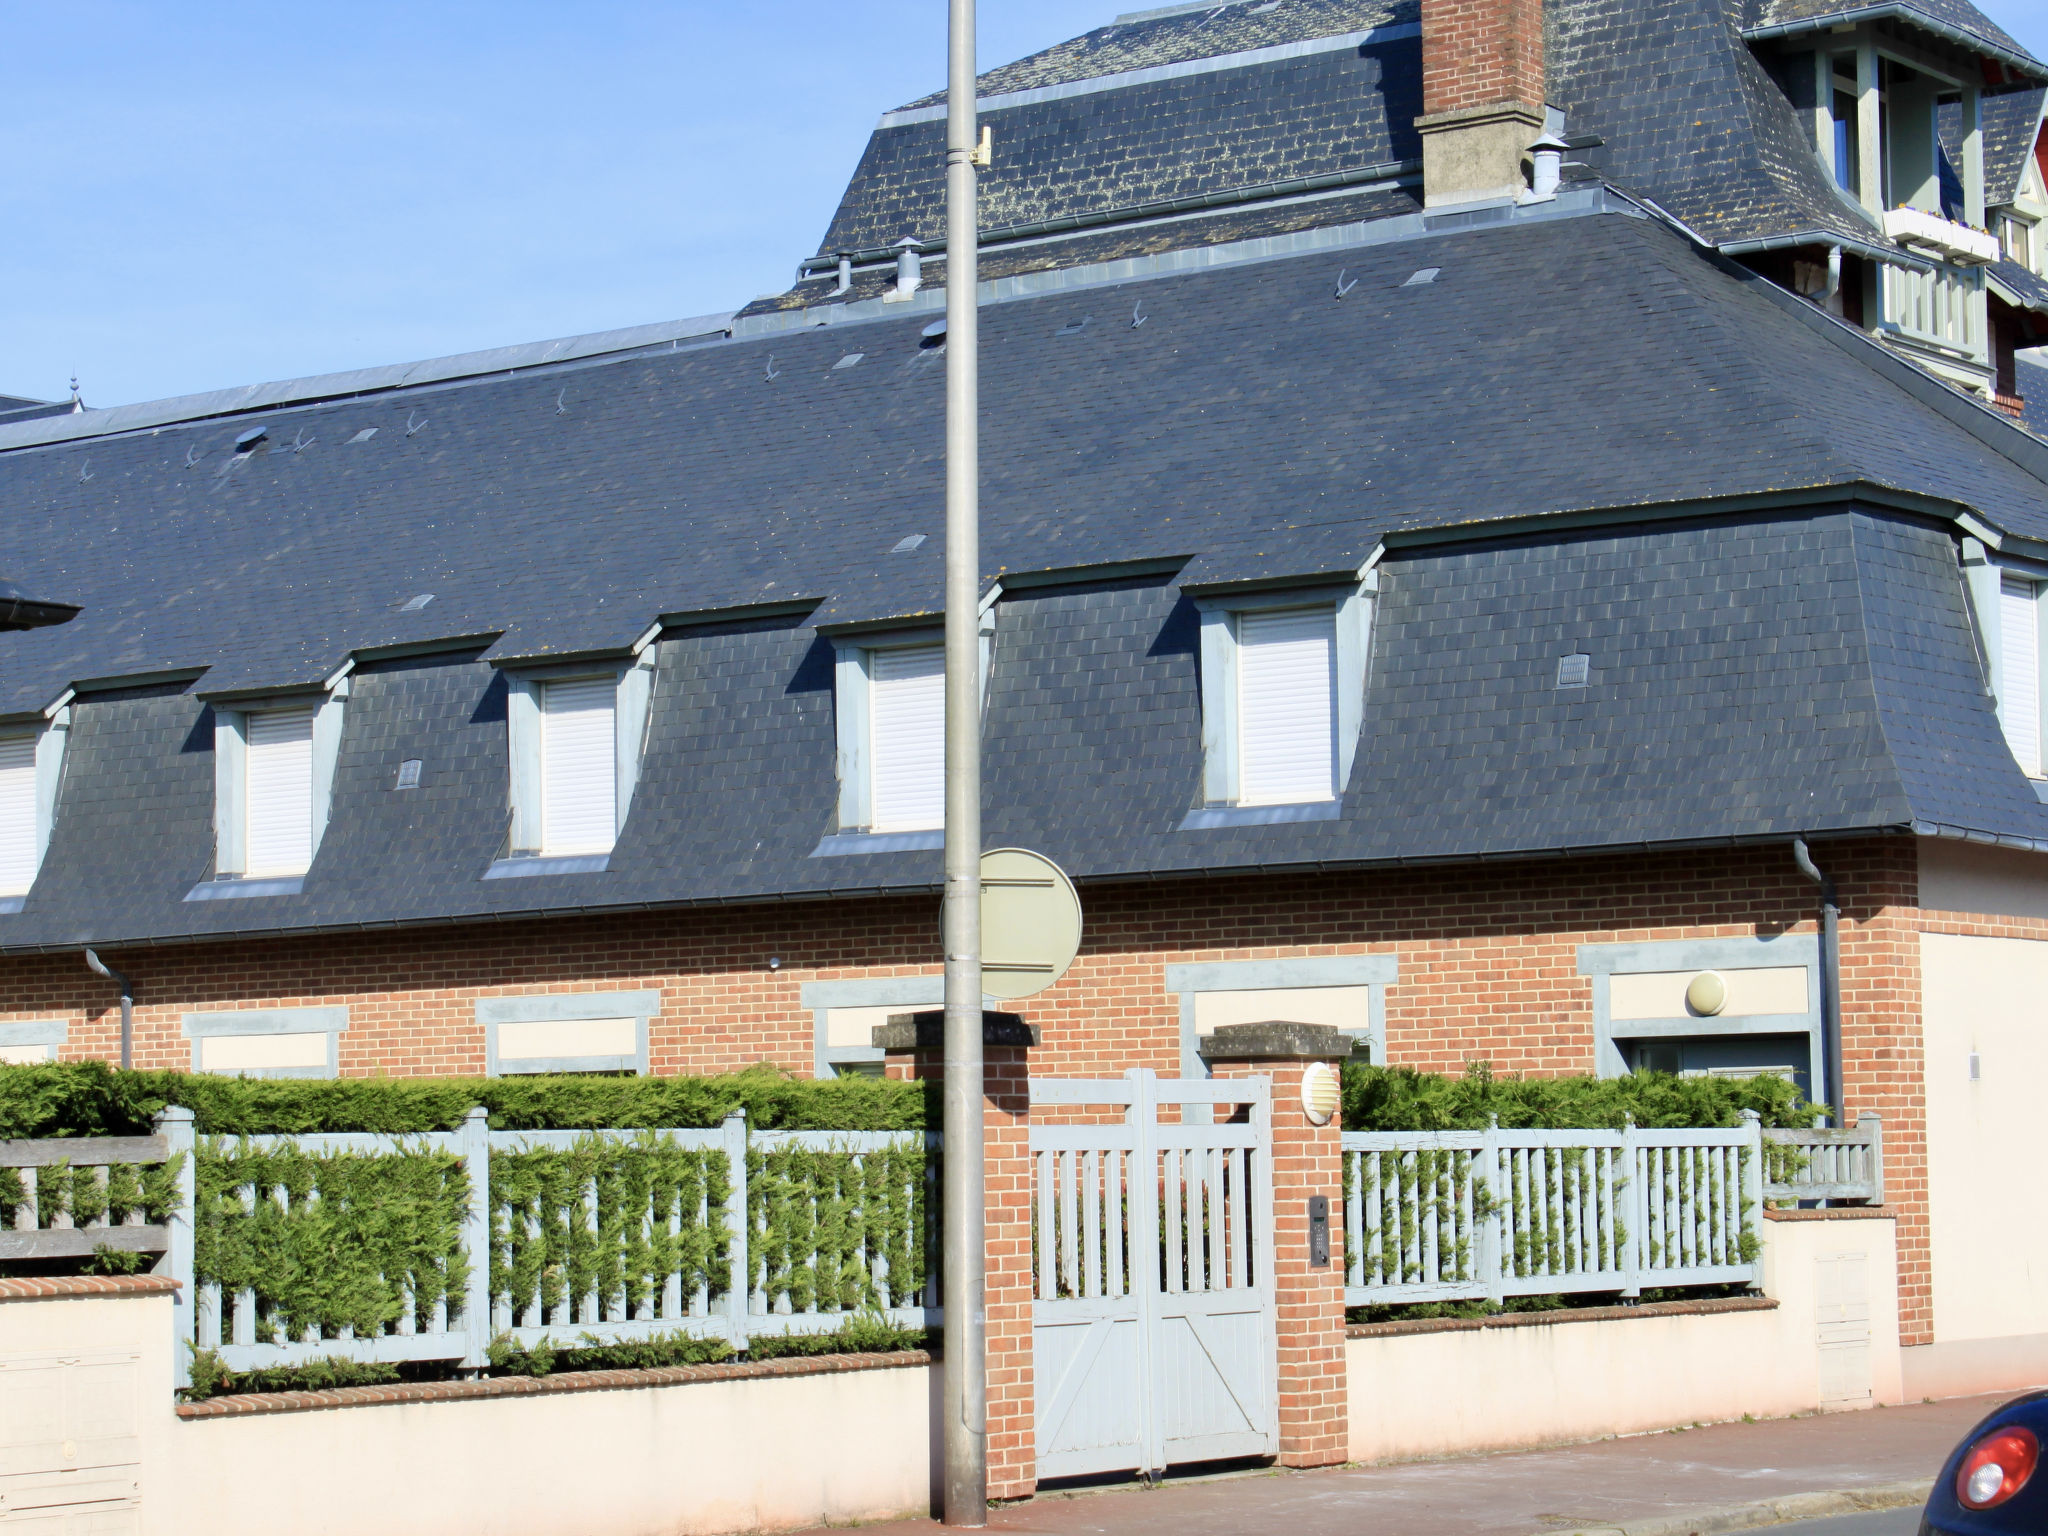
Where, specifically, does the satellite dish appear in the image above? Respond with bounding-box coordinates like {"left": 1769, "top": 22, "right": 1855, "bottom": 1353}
{"left": 978, "top": 847, "right": 1082, "bottom": 1000}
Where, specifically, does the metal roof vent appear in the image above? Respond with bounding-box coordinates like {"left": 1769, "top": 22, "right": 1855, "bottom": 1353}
{"left": 892, "top": 534, "right": 927, "bottom": 553}
{"left": 1401, "top": 268, "right": 1440, "bottom": 287}
{"left": 394, "top": 759, "right": 422, "bottom": 791}
{"left": 921, "top": 317, "right": 948, "bottom": 348}
{"left": 233, "top": 426, "right": 267, "bottom": 453}
{"left": 833, "top": 353, "right": 865, "bottom": 371}
{"left": 1055, "top": 317, "right": 1092, "bottom": 337}
{"left": 886, "top": 237, "right": 922, "bottom": 302}
{"left": 1556, "top": 653, "right": 1590, "bottom": 688}
{"left": 400, "top": 593, "right": 434, "bottom": 612}
{"left": 347, "top": 428, "right": 378, "bottom": 445}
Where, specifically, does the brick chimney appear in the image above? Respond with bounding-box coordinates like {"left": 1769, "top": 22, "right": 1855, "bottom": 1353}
{"left": 1416, "top": 0, "right": 1546, "bottom": 206}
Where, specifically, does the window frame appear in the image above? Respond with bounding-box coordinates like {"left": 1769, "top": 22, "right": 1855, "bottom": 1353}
{"left": 804, "top": 973, "right": 946, "bottom": 1077}
{"left": 826, "top": 618, "right": 992, "bottom": 849}
{"left": 497, "top": 648, "right": 656, "bottom": 873}
{"left": 200, "top": 684, "right": 345, "bottom": 895}
{"left": 183, "top": 1006, "right": 349, "bottom": 1080}
{"left": 1577, "top": 935, "right": 1822, "bottom": 1092}
{"left": 0, "top": 1019, "right": 66, "bottom": 1064}
{"left": 1188, "top": 577, "right": 1375, "bottom": 824}
{"left": 0, "top": 707, "right": 68, "bottom": 912}
{"left": 478, "top": 990, "right": 657, "bottom": 1076}
{"left": 1165, "top": 954, "right": 1398, "bottom": 1083}
{"left": 1963, "top": 541, "right": 2048, "bottom": 782}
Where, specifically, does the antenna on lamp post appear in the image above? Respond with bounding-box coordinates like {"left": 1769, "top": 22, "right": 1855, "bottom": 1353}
{"left": 941, "top": 0, "right": 987, "bottom": 1522}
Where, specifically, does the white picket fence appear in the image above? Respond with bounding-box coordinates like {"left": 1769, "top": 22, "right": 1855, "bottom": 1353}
{"left": 1342, "top": 1116, "right": 1767, "bottom": 1306}
{"left": 6, "top": 1107, "right": 935, "bottom": 1388}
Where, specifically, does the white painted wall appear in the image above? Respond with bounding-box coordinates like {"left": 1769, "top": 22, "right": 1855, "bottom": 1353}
{"left": 0, "top": 1290, "right": 935, "bottom": 1536}
{"left": 1347, "top": 1217, "right": 1903, "bottom": 1463}
{"left": 1920, "top": 929, "right": 2048, "bottom": 1345}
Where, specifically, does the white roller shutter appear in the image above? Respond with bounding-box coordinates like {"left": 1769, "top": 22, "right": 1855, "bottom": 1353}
{"left": 540, "top": 677, "right": 617, "bottom": 855}
{"left": 1237, "top": 607, "right": 1337, "bottom": 805}
{"left": 0, "top": 734, "right": 36, "bottom": 896}
{"left": 246, "top": 709, "right": 314, "bottom": 877}
{"left": 2004, "top": 576, "right": 2042, "bottom": 778}
{"left": 870, "top": 645, "right": 944, "bottom": 831}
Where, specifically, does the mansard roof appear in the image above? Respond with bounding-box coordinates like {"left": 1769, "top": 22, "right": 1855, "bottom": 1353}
{"left": 8, "top": 203, "right": 2048, "bottom": 948}
{"left": 1743, "top": 0, "right": 2041, "bottom": 78}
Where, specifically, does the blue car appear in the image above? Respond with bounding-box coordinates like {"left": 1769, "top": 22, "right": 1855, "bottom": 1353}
{"left": 1922, "top": 1391, "right": 2046, "bottom": 1533}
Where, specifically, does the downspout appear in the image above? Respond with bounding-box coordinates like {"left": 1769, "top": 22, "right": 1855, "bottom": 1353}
{"left": 84, "top": 948, "right": 132, "bottom": 1070}
{"left": 1790, "top": 840, "right": 1842, "bottom": 1126}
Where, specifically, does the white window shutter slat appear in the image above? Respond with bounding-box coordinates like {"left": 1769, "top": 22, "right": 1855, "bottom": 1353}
{"left": 1237, "top": 607, "right": 1337, "bottom": 805}
{"left": 869, "top": 645, "right": 945, "bottom": 831}
{"left": 540, "top": 677, "right": 617, "bottom": 855}
{"left": 2003, "top": 576, "right": 2042, "bottom": 777}
{"left": 0, "top": 734, "right": 36, "bottom": 896}
{"left": 246, "top": 709, "right": 315, "bottom": 877}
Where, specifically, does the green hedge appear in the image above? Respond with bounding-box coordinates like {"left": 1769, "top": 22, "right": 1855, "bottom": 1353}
{"left": 1342, "top": 1060, "right": 1813, "bottom": 1131}
{"left": 0, "top": 1060, "right": 929, "bottom": 1139}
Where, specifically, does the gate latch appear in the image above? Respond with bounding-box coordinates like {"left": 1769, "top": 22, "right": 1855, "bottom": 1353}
{"left": 1308, "top": 1194, "right": 1331, "bottom": 1268}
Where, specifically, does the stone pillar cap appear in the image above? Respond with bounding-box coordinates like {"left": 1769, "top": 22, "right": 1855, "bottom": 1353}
{"left": 873, "top": 1009, "right": 1040, "bottom": 1050}
{"left": 1197, "top": 1021, "right": 1353, "bottom": 1062}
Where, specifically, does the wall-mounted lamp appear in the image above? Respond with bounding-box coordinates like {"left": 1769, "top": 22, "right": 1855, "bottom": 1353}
{"left": 1300, "top": 1061, "right": 1341, "bottom": 1125}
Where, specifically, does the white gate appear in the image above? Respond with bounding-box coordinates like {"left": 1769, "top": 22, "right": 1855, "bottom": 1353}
{"left": 1029, "top": 1069, "right": 1278, "bottom": 1479}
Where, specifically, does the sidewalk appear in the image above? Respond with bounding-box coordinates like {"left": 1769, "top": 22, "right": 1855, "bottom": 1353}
{"left": 822, "top": 1394, "right": 2013, "bottom": 1536}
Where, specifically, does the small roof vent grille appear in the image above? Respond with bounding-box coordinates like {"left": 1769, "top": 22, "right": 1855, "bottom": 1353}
{"left": 1055, "top": 317, "right": 1092, "bottom": 337}
{"left": 400, "top": 593, "right": 434, "bottom": 613}
{"left": 1556, "top": 653, "right": 1590, "bottom": 688}
{"left": 892, "top": 534, "right": 927, "bottom": 553}
{"left": 833, "top": 353, "right": 865, "bottom": 370}
{"left": 347, "top": 428, "right": 378, "bottom": 445}
{"left": 1401, "top": 268, "right": 1441, "bottom": 287}
{"left": 394, "top": 759, "right": 422, "bottom": 791}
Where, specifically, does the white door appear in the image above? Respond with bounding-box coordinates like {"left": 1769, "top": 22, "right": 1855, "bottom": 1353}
{"left": 1031, "top": 1070, "right": 1278, "bottom": 1478}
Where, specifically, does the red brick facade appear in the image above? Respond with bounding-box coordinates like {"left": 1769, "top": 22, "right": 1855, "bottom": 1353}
{"left": 1206, "top": 1048, "right": 1349, "bottom": 1467}
{"left": 0, "top": 836, "right": 1956, "bottom": 1348}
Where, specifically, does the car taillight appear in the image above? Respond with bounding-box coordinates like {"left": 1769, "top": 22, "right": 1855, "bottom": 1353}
{"left": 1957, "top": 1426, "right": 2040, "bottom": 1510}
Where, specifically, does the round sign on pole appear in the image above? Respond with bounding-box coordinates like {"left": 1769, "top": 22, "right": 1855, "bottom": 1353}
{"left": 977, "top": 847, "right": 1082, "bottom": 1000}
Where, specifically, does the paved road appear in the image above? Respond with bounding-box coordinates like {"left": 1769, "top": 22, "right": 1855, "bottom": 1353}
{"left": 1765, "top": 1513, "right": 1921, "bottom": 1536}
{"left": 817, "top": 1395, "right": 2006, "bottom": 1536}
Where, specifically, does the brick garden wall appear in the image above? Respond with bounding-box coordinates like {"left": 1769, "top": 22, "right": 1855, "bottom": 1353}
{"left": 3, "top": 836, "right": 1934, "bottom": 1337}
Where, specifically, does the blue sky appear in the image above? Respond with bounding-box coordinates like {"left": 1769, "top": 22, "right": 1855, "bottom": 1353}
{"left": 5, "top": 0, "right": 2047, "bottom": 408}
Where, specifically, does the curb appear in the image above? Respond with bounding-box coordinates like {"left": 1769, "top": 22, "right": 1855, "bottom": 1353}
{"left": 1531, "top": 1479, "right": 1931, "bottom": 1536}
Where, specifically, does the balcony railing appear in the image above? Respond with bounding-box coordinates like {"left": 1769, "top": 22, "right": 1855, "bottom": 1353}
{"left": 1881, "top": 261, "right": 1982, "bottom": 358}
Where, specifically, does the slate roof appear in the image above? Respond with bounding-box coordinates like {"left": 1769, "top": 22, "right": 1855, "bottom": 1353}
{"left": 9, "top": 204, "right": 2048, "bottom": 947}
{"left": 810, "top": 0, "right": 2033, "bottom": 303}
{"left": 1981, "top": 88, "right": 2044, "bottom": 208}
{"left": 816, "top": 5, "right": 1420, "bottom": 256}
{"left": 900, "top": 0, "right": 1414, "bottom": 106}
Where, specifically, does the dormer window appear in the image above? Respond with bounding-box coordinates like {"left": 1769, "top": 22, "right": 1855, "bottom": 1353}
{"left": 830, "top": 636, "right": 945, "bottom": 838}
{"left": 196, "top": 687, "right": 344, "bottom": 898}
{"left": 821, "top": 621, "right": 994, "bottom": 856}
{"left": 1998, "top": 211, "right": 2034, "bottom": 271}
{"left": 2000, "top": 573, "right": 2044, "bottom": 779}
{"left": 495, "top": 650, "right": 656, "bottom": 875}
{"left": 0, "top": 734, "right": 33, "bottom": 898}
{"left": 244, "top": 706, "right": 316, "bottom": 877}
{"left": 868, "top": 644, "right": 944, "bottom": 831}
{"left": 1186, "top": 580, "right": 1375, "bottom": 828}
{"left": 0, "top": 712, "right": 69, "bottom": 911}
{"left": 1236, "top": 608, "right": 1338, "bottom": 805}
{"left": 538, "top": 677, "right": 618, "bottom": 855}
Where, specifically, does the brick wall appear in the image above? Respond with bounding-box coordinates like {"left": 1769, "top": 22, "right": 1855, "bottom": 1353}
{"left": 6, "top": 838, "right": 1934, "bottom": 1338}
{"left": 1421, "top": 0, "right": 1546, "bottom": 116}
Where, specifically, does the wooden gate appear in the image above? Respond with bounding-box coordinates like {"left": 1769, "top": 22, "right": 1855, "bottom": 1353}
{"left": 1029, "top": 1070, "right": 1277, "bottom": 1479}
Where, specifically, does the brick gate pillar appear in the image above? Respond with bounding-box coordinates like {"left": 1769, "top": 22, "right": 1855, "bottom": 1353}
{"left": 1199, "top": 1022, "right": 1350, "bottom": 1469}
{"left": 876, "top": 1009, "right": 1041, "bottom": 1502}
